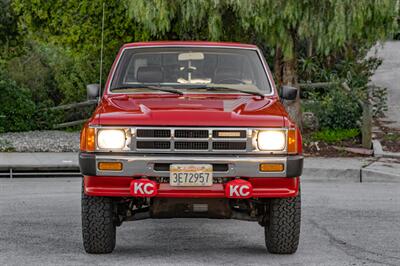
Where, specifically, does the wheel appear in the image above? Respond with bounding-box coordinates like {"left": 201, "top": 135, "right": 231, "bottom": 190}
{"left": 264, "top": 192, "right": 301, "bottom": 254}
{"left": 81, "top": 182, "right": 116, "bottom": 254}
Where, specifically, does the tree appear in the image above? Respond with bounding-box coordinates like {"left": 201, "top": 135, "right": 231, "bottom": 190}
{"left": 0, "top": 0, "right": 21, "bottom": 58}
{"left": 9, "top": 0, "right": 399, "bottom": 114}
{"left": 12, "top": 0, "right": 150, "bottom": 101}
{"left": 126, "top": 0, "right": 398, "bottom": 127}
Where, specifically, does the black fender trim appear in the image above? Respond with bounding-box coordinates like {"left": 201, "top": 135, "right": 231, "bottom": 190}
{"left": 79, "top": 152, "right": 96, "bottom": 176}
{"left": 286, "top": 155, "right": 303, "bottom": 177}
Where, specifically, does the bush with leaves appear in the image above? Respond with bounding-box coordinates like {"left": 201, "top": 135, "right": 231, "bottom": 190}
{"left": 47, "top": 48, "right": 99, "bottom": 103}
{"left": 0, "top": 75, "right": 36, "bottom": 133}
{"left": 306, "top": 88, "right": 362, "bottom": 130}
{"left": 6, "top": 42, "right": 59, "bottom": 105}
{"left": 0, "top": 65, "right": 62, "bottom": 132}
{"left": 299, "top": 45, "right": 384, "bottom": 132}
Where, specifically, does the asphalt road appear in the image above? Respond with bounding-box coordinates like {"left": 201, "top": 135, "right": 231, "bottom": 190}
{"left": 1, "top": 178, "right": 399, "bottom": 266}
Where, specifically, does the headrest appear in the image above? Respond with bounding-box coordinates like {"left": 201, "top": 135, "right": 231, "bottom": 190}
{"left": 137, "top": 66, "right": 163, "bottom": 83}
{"left": 214, "top": 67, "right": 241, "bottom": 82}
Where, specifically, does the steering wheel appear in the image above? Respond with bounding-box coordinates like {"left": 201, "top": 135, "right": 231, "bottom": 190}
{"left": 216, "top": 78, "right": 246, "bottom": 84}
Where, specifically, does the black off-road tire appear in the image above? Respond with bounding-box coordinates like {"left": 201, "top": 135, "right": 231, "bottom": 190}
{"left": 264, "top": 193, "right": 301, "bottom": 254}
{"left": 82, "top": 184, "right": 116, "bottom": 254}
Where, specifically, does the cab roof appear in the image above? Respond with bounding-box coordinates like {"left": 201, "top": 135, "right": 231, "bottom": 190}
{"left": 122, "top": 41, "right": 258, "bottom": 49}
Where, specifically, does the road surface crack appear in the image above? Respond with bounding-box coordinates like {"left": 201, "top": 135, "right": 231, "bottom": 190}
{"left": 309, "top": 218, "right": 400, "bottom": 266}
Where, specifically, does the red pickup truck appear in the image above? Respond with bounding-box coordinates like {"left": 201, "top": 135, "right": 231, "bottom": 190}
{"left": 79, "top": 41, "right": 303, "bottom": 254}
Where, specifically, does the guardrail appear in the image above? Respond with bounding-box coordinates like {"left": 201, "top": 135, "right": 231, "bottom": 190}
{"left": 50, "top": 100, "right": 97, "bottom": 129}
{"left": 0, "top": 168, "right": 81, "bottom": 178}
{"left": 49, "top": 100, "right": 97, "bottom": 111}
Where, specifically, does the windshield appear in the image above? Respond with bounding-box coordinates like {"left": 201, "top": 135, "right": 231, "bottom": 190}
{"left": 109, "top": 47, "right": 272, "bottom": 94}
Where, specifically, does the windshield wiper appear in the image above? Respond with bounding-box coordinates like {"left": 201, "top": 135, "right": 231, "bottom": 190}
{"left": 193, "top": 85, "right": 265, "bottom": 98}
{"left": 110, "top": 85, "right": 184, "bottom": 95}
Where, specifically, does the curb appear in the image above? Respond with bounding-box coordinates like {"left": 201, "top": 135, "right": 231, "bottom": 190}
{"left": 361, "top": 158, "right": 400, "bottom": 183}
{"left": 292, "top": 157, "right": 400, "bottom": 183}
{"left": 302, "top": 168, "right": 361, "bottom": 182}
{"left": 0, "top": 152, "right": 80, "bottom": 178}
{"left": 361, "top": 168, "right": 400, "bottom": 183}
{"left": 302, "top": 157, "right": 365, "bottom": 183}
{"left": 372, "top": 139, "right": 400, "bottom": 158}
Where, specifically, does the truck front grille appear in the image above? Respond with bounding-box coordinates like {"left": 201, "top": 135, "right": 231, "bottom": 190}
{"left": 175, "top": 141, "right": 209, "bottom": 150}
{"left": 136, "top": 141, "right": 171, "bottom": 149}
{"left": 212, "top": 141, "right": 246, "bottom": 150}
{"left": 133, "top": 127, "right": 250, "bottom": 153}
{"left": 136, "top": 129, "right": 171, "bottom": 138}
{"left": 175, "top": 129, "right": 208, "bottom": 138}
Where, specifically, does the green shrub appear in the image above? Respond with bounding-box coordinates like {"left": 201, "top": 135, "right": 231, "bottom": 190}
{"left": 48, "top": 49, "right": 97, "bottom": 103}
{"left": 310, "top": 128, "right": 360, "bottom": 143}
{"left": 306, "top": 88, "right": 362, "bottom": 130}
{"left": 6, "top": 42, "right": 60, "bottom": 105}
{"left": 6, "top": 42, "right": 98, "bottom": 105}
{"left": 0, "top": 77, "right": 36, "bottom": 133}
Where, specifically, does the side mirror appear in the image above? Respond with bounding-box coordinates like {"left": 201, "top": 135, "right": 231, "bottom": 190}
{"left": 87, "top": 84, "right": 100, "bottom": 101}
{"left": 279, "top": 86, "right": 298, "bottom": 100}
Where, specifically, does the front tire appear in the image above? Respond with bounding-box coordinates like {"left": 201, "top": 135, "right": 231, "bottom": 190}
{"left": 264, "top": 193, "right": 301, "bottom": 254}
{"left": 81, "top": 183, "right": 116, "bottom": 254}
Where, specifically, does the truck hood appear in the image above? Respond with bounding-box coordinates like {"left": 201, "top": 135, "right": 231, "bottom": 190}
{"left": 92, "top": 94, "right": 286, "bottom": 127}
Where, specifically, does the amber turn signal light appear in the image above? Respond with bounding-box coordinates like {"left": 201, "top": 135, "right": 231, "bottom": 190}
{"left": 259, "top": 163, "right": 284, "bottom": 172}
{"left": 80, "top": 126, "right": 95, "bottom": 152}
{"left": 98, "top": 162, "right": 123, "bottom": 171}
{"left": 287, "top": 129, "right": 297, "bottom": 153}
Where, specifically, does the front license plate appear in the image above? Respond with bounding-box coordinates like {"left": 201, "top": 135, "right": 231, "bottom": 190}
{"left": 170, "top": 164, "right": 213, "bottom": 186}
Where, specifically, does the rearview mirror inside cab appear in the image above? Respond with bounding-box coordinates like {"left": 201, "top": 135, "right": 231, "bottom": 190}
{"left": 178, "top": 52, "right": 205, "bottom": 61}
{"left": 279, "top": 86, "right": 298, "bottom": 100}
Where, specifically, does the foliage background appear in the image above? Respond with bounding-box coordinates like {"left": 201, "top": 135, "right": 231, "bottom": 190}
{"left": 0, "top": 0, "right": 399, "bottom": 133}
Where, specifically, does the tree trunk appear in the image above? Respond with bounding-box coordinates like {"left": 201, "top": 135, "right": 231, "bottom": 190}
{"left": 307, "top": 38, "right": 313, "bottom": 58}
{"left": 274, "top": 45, "right": 283, "bottom": 88}
{"left": 282, "top": 56, "right": 302, "bottom": 129}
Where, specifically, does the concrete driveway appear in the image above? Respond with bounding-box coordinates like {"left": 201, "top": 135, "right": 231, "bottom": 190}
{"left": 370, "top": 41, "right": 400, "bottom": 129}
{"left": 1, "top": 177, "right": 399, "bottom": 266}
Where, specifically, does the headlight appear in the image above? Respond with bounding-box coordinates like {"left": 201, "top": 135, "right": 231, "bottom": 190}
{"left": 257, "top": 130, "right": 286, "bottom": 151}
{"left": 97, "top": 129, "right": 126, "bottom": 149}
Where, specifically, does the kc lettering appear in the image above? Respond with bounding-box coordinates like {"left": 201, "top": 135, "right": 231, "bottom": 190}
{"left": 239, "top": 185, "right": 250, "bottom": 196}
{"left": 229, "top": 185, "right": 250, "bottom": 197}
{"left": 143, "top": 183, "right": 154, "bottom": 194}
{"left": 130, "top": 180, "right": 157, "bottom": 197}
{"left": 225, "top": 180, "right": 253, "bottom": 198}
{"left": 134, "top": 183, "right": 144, "bottom": 194}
